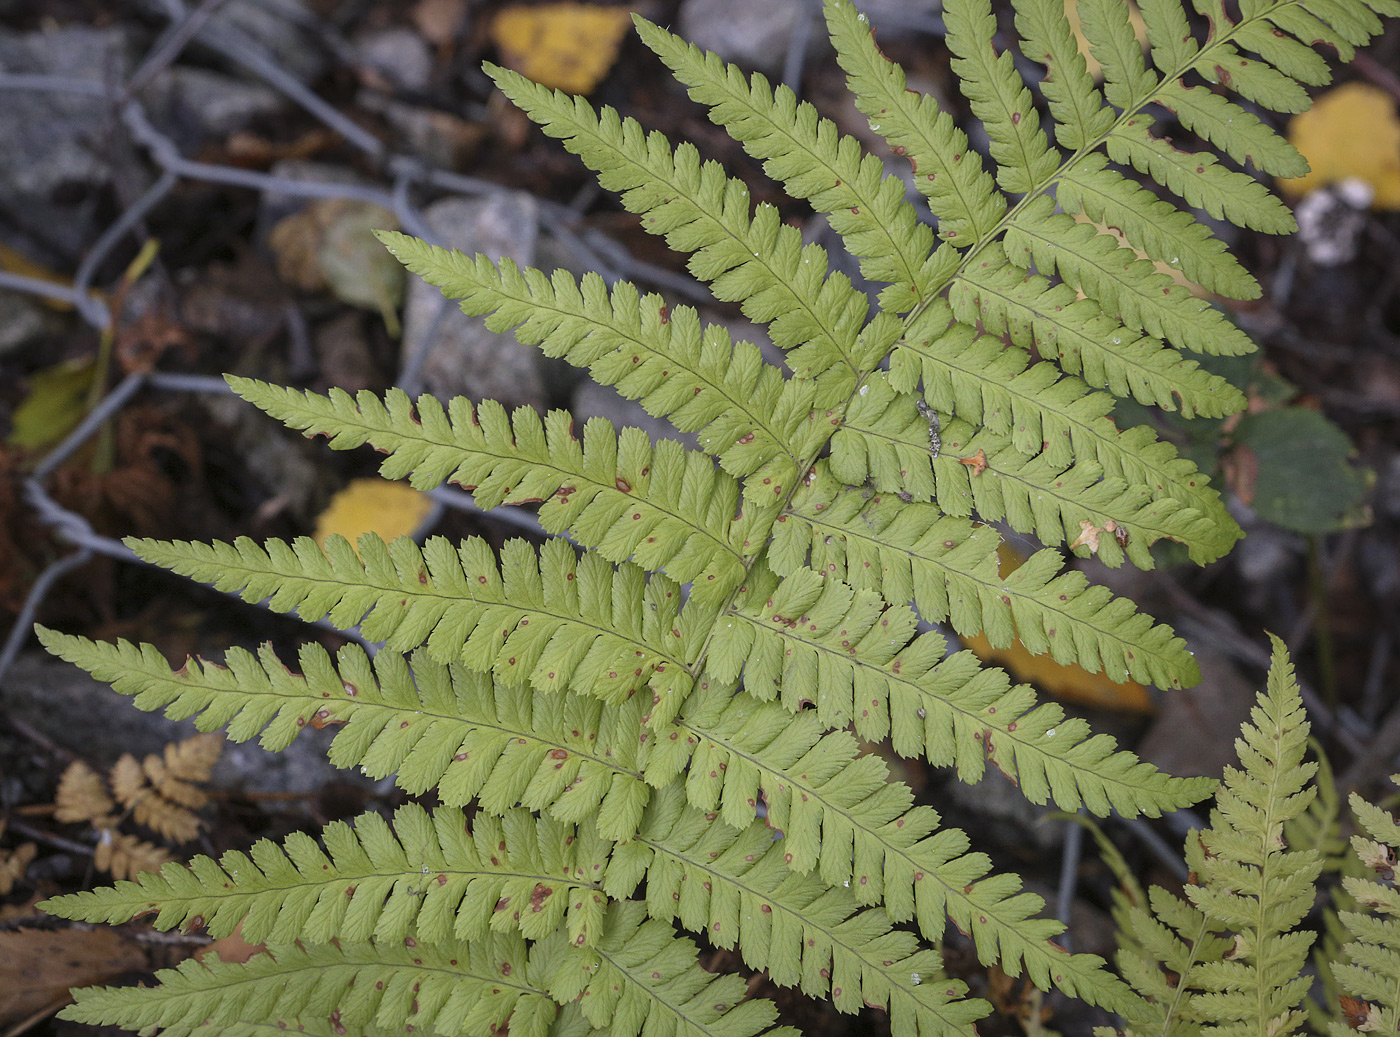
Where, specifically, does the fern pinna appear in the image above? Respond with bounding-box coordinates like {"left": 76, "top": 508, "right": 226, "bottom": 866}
{"left": 38, "top": 1, "right": 1398, "bottom": 1035}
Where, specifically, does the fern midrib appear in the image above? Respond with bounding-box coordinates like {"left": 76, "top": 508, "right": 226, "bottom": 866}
{"left": 788, "top": 497, "right": 1177, "bottom": 668}
{"left": 130, "top": 664, "right": 646, "bottom": 783}
{"left": 135, "top": 864, "right": 600, "bottom": 926}
{"left": 637, "top": 834, "right": 961, "bottom": 1027}
{"left": 921, "top": 0, "right": 1294, "bottom": 315}
{"left": 1247, "top": 714, "right": 1301, "bottom": 1037}
{"left": 322, "top": 407, "right": 745, "bottom": 569}
{"left": 1156, "top": 909, "right": 1213, "bottom": 1037}
{"left": 672, "top": 715, "right": 1115, "bottom": 989}
{"left": 209, "top": 554, "right": 691, "bottom": 680}
{"left": 462, "top": 272, "right": 802, "bottom": 470}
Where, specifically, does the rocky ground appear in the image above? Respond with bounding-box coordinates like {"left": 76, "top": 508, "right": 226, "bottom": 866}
{"left": 1, "top": 1, "right": 1399, "bottom": 1035}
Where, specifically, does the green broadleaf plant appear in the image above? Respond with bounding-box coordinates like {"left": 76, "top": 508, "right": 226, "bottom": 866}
{"left": 35, "top": 1, "right": 1400, "bottom": 1035}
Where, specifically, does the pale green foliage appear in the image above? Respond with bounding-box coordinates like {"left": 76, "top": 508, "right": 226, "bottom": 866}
{"left": 1104, "top": 637, "right": 1323, "bottom": 1037}
{"left": 37, "top": 1, "right": 1400, "bottom": 1035}
{"left": 1327, "top": 779, "right": 1400, "bottom": 1035}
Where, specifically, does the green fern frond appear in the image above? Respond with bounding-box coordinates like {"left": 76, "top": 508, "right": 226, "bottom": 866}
{"left": 125, "top": 534, "right": 697, "bottom": 720}
{"left": 634, "top": 16, "right": 943, "bottom": 315}
{"left": 655, "top": 681, "right": 1112, "bottom": 994}
{"left": 229, "top": 377, "right": 749, "bottom": 602}
{"left": 606, "top": 786, "right": 992, "bottom": 1031}
{"left": 35, "top": 631, "right": 654, "bottom": 839}
{"left": 711, "top": 562, "right": 1212, "bottom": 815}
{"left": 371, "top": 240, "right": 825, "bottom": 487}
{"left": 825, "top": 0, "right": 1004, "bottom": 248}
{"left": 1108, "top": 636, "right": 1322, "bottom": 1037}
{"left": 43, "top": 804, "right": 609, "bottom": 948}
{"left": 542, "top": 902, "right": 795, "bottom": 1037}
{"left": 60, "top": 934, "right": 558, "bottom": 1037}
{"left": 777, "top": 464, "right": 1198, "bottom": 686}
{"left": 483, "top": 65, "right": 872, "bottom": 388}
{"left": 1328, "top": 778, "right": 1400, "bottom": 1035}
{"left": 835, "top": 385, "right": 1223, "bottom": 567}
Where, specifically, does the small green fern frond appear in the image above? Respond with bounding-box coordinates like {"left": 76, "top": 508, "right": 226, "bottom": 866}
{"left": 825, "top": 0, "right": 1004, "bottom": 247}
{"left": 372, "top": 239, "right": 825, "bottom": 486}
{"left": 777, "top": 465, "right": 1198, "bottom": 687}
{"left": 605, "top": 787, "right": 991, "bottom": 1032}
{"left": 126, "top": 534, "right": 698, "bottom": 718}
{"left": 35, "top": 631, "right": 654, "bottom": 839}
{"left": 230, "top": 378, "right": 748, "bottom": 602}
{"left": 1107, "top": 637, "right": 1322, "bottom": 1037}
{"left": 43, "top": 805, "right": 609, "bottom": 948}
{"left": 1328, "top": 779, "right": 1400, "bottom": 1035}
{"left": 60, "top": 935, "right": 558, "bottom": 1037}
{"left": 712, "top": 564, "right": 1212, "bottom": 815}
{"left": 542, "top": 903, "right": 794, "bottom": 1037}
{"left": 484, "top": 66, "right": 871, "bottom": 387}
{"left": 634, "top": 16, "right": 943, "bottom": 315}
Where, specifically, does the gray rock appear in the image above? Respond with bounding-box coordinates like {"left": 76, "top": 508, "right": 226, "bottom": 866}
{"left": 355, "top": 27, "right": 434, "bottom": 93}
{"left": 944, "top": 766, "right": 1064, "bottom": 852}
{"left": 0, "top": 291, "right": 60, "bottom": 357}
{"left": 138, "top": 66, "right": 283, "bottom": 148}
{"left": 678, "top": 0, "right": 809, "bottom": 75}
{"left": 402, "top": 194, "right": 550, "bottom": 411}
{"left": 1138, "top": 645, "right": 1256, "bottom": 780}
{"left": 0, "top": 650, "right": 362, "bottom": 797}
{"left": 571, "top": 380, "right": 699, "bottom": 450}
{"left": 210, "top": 0, "right": 325, "bottom": 84}
{"left": 0, "top": 26, "right": 131, "bottom": 255}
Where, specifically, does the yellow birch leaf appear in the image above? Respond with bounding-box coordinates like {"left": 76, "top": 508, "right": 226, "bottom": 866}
{"left": 1064, "top": 0, "right": 1147, "bottom": 82}
{"left": 313, "top": 478, "right": 435, "bottom": 551}
{"left": 961, "top": 542, "right": 1154, "bottom": 713}
{"left": 490, "top": 3, "right": 634, "bottom": 95}
{"left": 1279, "top": 83, "right": 1400, "bottom": 210}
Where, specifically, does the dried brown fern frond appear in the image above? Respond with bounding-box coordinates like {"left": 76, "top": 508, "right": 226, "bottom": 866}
{"left": 0, "top": 821, "right": 37, "bottom": 895}
{"left": 55, "top": 760, "right": 115, "bottom": 827}
{"left": 110, "top": 734, "right": 222, "bottom": 843}
{"left": 95, "top": 829, "right": 173, "bottom": 881}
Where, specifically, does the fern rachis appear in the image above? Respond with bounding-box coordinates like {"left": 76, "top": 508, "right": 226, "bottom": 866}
{"left": 36, "top": 1, "right": 1400, "bottom": 1036}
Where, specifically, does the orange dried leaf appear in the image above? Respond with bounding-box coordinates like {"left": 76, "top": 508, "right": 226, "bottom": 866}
{"left": 1280, "top": 83, "right": 1400, "bottom": 209}
{"left": 95, "top": 830, "right": 173, "bottom": 881}
{"left": 490, "top": 3, "right": 634, "bottom": 94}
{"left": 313, "top": 478, "right": 435, "bottom": 553}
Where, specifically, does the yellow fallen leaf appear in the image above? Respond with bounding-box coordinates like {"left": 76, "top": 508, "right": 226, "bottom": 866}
{"left": 491, "top": 3, "right": 633, "bottom": 95}
{"left": 1064, "top": 0, "right": 1147, "bottom": 83}
{"left": 314, "top": 478, "right": 435, "bottom": 552}
{"left": 960, "top": 542, "right": 1154, "bottom": 714}
{"left": 7, "top": 358, "right": 95, "bottom": 451}
{"left": 1280, "top": 82, "right": 1400, "bottom": 209}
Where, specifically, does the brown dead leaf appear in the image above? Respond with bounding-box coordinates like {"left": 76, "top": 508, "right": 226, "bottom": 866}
{"left": 413, "top": 0, "right": 469, "bottom": 46}
{"left": 197, "top": 921, "right": 266, "bottom": 965}
{"left": 0, "top": 928, "right": 144, "bottom": 1027}
{"left": 958, "top": 449, "right": 988, "bottom": 476}
{"left": 1222, "top": 442, "right": 1259, "bottom": 507}
{"left": 1069, "top": 519, "right": 1101, "bottom": 553}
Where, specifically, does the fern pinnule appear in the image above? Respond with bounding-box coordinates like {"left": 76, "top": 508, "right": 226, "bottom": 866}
{"left": 35, "top": 630, "right": 656, "bottom": 840}
{"left": 123, "top": 534, "right": 698, "bottom": 722}
{"left": 227, "top": 376, "right": 750, "bottom": 601}
{"left": 55, "top": 759, "right": 116, "bottom": 826}
{"left": 44, "top": 804, "right": 610, "bottom": 948}
{"left": 1327, "top": 778, "right": 1400, "bottom": 1035}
